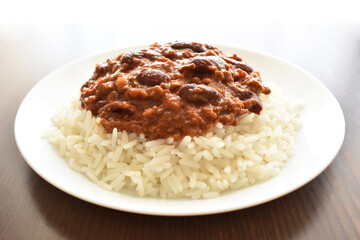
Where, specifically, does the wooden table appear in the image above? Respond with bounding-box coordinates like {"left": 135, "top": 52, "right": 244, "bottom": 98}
{"left": 1, "top": 24, "right": 359, "bottom": 239}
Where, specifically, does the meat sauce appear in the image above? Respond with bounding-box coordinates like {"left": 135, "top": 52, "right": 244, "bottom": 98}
{"left": 80, "top": 42, "right": 271, "bottom": 140}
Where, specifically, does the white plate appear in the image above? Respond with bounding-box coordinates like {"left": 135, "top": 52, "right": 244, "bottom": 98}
{"left": 15, "top": 45, "right": 345, "bottom": 216}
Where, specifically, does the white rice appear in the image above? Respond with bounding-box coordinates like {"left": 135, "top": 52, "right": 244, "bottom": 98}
{"left": 47, "top": 84, "right": 303, "bottom": 199}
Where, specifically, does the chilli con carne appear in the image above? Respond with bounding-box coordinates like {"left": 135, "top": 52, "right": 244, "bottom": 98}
{"left": 80, "top": 42, "right": 271, "bottom": 140}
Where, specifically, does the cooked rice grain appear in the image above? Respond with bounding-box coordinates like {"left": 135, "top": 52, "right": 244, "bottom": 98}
{"left": 48, "top": 84, "right": 302, "bottom": 199}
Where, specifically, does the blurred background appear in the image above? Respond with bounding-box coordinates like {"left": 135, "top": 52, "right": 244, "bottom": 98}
{"left": 1, "top": 23, "right": 358, "bottom": 113}
{"left": 1, "top": 0, "right": 359, "bottom": 239}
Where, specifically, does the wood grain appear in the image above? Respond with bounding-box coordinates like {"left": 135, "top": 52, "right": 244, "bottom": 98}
{"left": 0, "top": 24, "right": 359, "bottom": 240}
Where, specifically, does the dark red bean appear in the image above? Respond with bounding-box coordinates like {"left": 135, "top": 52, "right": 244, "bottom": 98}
{"left": 120, "top": 53, "right": 134, "bottom": 65}
{"left": 237, "top": 90, "right": 254, "bottom": 101}
{"left": 179, "top": 84, "right": 221, "bottom": 105}
{"left": 171, "top": 41, "right": 207, "bottom": 53}
{"left": 120, "top": 50, "right": 161, "bottom": 65}
{"left": 137, "top": 69, "right": 169, "bottom": 86}
{"left": 223, "top": 57, "right": 253, "bottom": 74}
{"left": 230, "top": 85, "right": 254, "bottom": 100}
{"left": 103, "top": 101, "right": 134, "bottom": 115}
{"left": 94, "top": 60, "right": 120, "bottom": 78}
{"left": 248, "top": 101, "right": 262, "bottom": 113}
{"left": 190, "top": 56, "right": 226, "bottom": 74}
{"left": 235, "top": 62, "right": 253, "bottom": 74}
{"left": 230, "top": 85, "right": 262, "bottom": 113}
{"left": 95, "top": 63, "right": 109, "bottom": 76}
{"left": 87, "top": 100, "right": 107, "bottom": 115}
{"left": 143, "top": 49, "right": 162, "bottom": 59}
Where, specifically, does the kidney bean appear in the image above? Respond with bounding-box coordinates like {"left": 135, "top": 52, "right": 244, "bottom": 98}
{"left": 120, "top": 50, "right": 161, "bottom": 65}
{"left": 248, "top": 101, "right": 262, "bottom": 113}
{"left": 179, "top": 84, "right": 221, "bottom": 104}
{"left": 237, "top": 90, "right": 254, "bottom": 101}
{"left": 137, "top": 69, "right": 169, "bottom": 86}
{"left": 223, "top": 57, "right": 253, "bottom": 74}
{"left": 230, "top": 85, "right": 263, "bottom": 113}
{"left": 120, "top": 53, "right": 134, "bottom": 65}
{"left": 230, "top": 85, "right": 254, "bottom": 100}
{"left": 171, "top": 41, "right": 207, "bottom": 53}
{"left": 190, "top": 56, "right": 226, "bottom": 74}
{"left": 103, "top": 101, "right": 134, "bottom": 115}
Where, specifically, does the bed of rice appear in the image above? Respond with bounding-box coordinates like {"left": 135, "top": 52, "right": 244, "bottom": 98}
{"left": 47, "top": 84, "right": 303, "bottom": 199}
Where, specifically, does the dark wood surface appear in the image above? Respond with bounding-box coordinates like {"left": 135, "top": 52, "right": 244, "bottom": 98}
{"left": 0, "top": 24, "right": 359, "bottom": 240}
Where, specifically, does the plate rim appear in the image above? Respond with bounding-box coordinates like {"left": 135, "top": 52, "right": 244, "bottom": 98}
{"left": 14, "top": 44, "right": 346, "bottom": 216}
